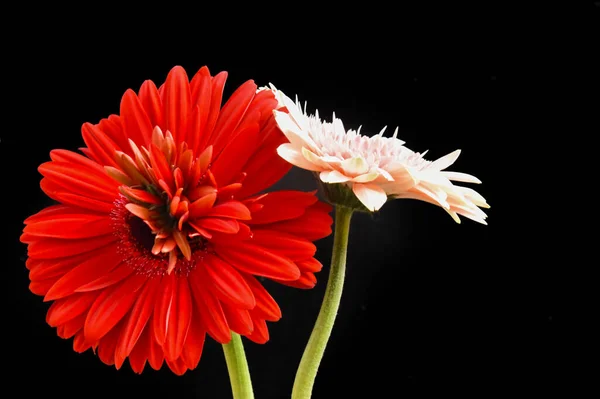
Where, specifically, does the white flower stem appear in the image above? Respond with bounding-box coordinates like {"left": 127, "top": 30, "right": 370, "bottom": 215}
{"left": 222, "top": 332, "right": 254, "bottom": 399}
{"left": 292, "top": 205, "right": 353, "bottom": 399}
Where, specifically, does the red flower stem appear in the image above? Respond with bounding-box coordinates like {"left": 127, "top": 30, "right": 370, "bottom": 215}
{"left": 292, "top": 205, "right": 354, "bottom": 399}
{"left": 222, "top": 332, "right": 254, "bottom": 399}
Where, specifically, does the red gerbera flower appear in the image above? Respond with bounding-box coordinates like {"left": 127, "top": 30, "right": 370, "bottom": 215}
{"left": 20, "top": 66, "right": 333, "bottom": 375}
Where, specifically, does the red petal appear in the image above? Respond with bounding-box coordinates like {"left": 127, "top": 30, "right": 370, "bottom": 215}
{"left": 211, "top": 123, "right": 260, "bottom": 186}
{"left": 216, "top": 242, "right": 300, "bottom": 281}
{"left": 29, "top": 279, "right": 56, "bottom": 296}
{"left": 121, "top": 89, "right": 153, "bottom": 146}
{"left": 75, "top": 263, "right": 133, "bottom": 292}
{"left": 163, "top": 66, "right": 191, "bottom": 143}
{"left": 152, "top": 274, "right": 175, "bottom": 346}
{"left": 149, "top": 143, "right": 175, "bottom": 189}
{"left": 188, "top": 269, "right": 231, "bottom": 343}
{"left": 57, "top": 313, "right": 86, "bottom": 339}
{"left": 204, "top": 253, "right": 255, "bottom": 309}
{"left": 27, "top": 234, "right": 116, "bottom": 259}
{"left": 73, "top": 330, "right": 93, "bottom": 353}
{"left": 267, "top": 201, "right": 333, "bottom": 241}
{"left": 125, "top": 203, "right": 153, "bottom": 220}
{"left": 188, "top": 192, "right": 217, "bottom": 218}
{"left": 243, "top": 88, "right": 279, "bottom": 128}
{"left": 217, "top": 183, "right": 243, "bottom": 200}
{"left": 44, "top": 246, "right": 123, "bottom": 301}
{"left": 84, "top": 274, "right": 147, "bottom": 342}
{"left": 98, "top": 115, "right": 129, "bottom": 155}
{"left": 119, "top": 186, "right": 163, "bottom": 205}
{"left": 250, "top": 229, "right": 316, "bottom": 261}
{"left": 139, "top": 80, "right": 164, "bottom": 131}
{"left": 97, "top": 319, "right": 123, "bottom": 366}
{"left": 164, "top": 277, "right": 193, "bottom": 361}
{"left": 46, "top": 291, "right": 98, "bottom": 327}
{"left": 40, "top": 179, "right": 115, "bottom": 213}
{"left": 189, "top": 67, "right": 211, "bottom": 154}
{"left": 194, "top": 217, "right": 239, "bottom": 234}
{"left": 115, "top": 277, "right": 161, "bottom": 369}
{"left": 147, "top": 319, "right": 165, "bottom": 371}
{"left": 80, "top": 123, "right": 121, "bottom": 169}
{"left": 28, "top": 247, "right": 105, "bottom": 281}
{"left": 246, "top": 313, "right": 269, "bottom": 344}
{"left": 221, "top": 303, "right": 253, "bottom": 336}
{"left": 128, "top": 323, "right": 152, "bottom": 374}
{"left": 233, "top": 109, "right": 261, "bottom": 143}
{"left": 242, "top": 274, "right": 281, "bottom": 321}
{"left": 246, "top": 191, "right": 318, "bottom": 224}
{"left": 24, "top": 204, "right": 77, "bottom": 224}
{"left": 188, "top": 222, "right": 212, "bottom": 239}
{"left": 180, "top": 308, "right": 205, "bottom": 370}
{"left": 274, "top": 272, "right": 317, "bottom": 289}
{"left": 196, "top": 71, "right": 227, "bottom": 151}
{"left": 23, "top": 213, "right": 112, "bottom": 239}
{"left": 207, "top": 201, "right": 251, "bottom": 220}
{"left": 39, "top": 161, "right": 118, "bottom": 202}
{"left": 235, "top": 129, "right": 291, "bottom": 198}
{"left": 209, "top": 80, "right": 257, "bottom": 154}
{"left": 190, "top": 66, "right": 211, "bottom": 109}
{"left": 296, "top": 257, "right": 323, "bottom": 273}
{"left": 50, "top": 149, "right": 110, "bottom": 176}
{"left": 166, "top": 357, "right": 188, "bottom": 376}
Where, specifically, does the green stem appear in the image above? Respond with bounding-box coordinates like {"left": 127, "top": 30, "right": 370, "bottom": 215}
{"left": 292, "top": 205, "right": 354, "bottom": 399}
{"left": 222, "top": 332, "right": 254, "bottom": 399}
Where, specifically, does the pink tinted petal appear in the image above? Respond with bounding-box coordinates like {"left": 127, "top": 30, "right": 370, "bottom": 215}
{"left": 319, "top": 170, "right": 350, "bottom": 183}
{"left": 429, "top": 149, "right": 461, "bottom": 171}
{"left": 340, "top": 156, "right": 369, "bottom": 176}
{"left": 277, "top": 143, "right": 323, "bottom": 172}
{"left": 440, "top": 171, "right": 482, "bottom": 184}
{"left": 352, "top": 183, "right": 388, "bottom": 211}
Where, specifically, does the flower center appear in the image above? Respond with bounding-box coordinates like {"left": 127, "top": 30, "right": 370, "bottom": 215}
{"left": 106, "top": 126, "right": 246, "bottom": 274}
{"left": 110, "top": 196, "right": 207, "bottom": 277}
{"left": 128, "top": 214, "right": 156, "bottom": 252}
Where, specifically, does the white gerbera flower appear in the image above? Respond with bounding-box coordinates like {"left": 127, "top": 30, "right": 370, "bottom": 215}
{"left": 269, "top": 86, "right": 489, "bottom": 224}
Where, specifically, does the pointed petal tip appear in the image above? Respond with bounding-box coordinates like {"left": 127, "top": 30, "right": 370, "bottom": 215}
{"left": 168, "top": 65, "right": 189, "bottom": 79}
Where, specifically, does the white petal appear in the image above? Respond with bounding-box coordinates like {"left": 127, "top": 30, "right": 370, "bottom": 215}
{"left": 378, "top": 164, "right": 419, "bottom": 194}
{"left": 320, "top": 170, "right": 351, "bottom": 183}
{"left": 332, "top": 116, "right": 346, "bottom": 135}
{"left": 351, "top": 172, "right": 379, "bottom": 183}
{"left": 385, "top": 157, "right": 416, "bottom": 174}
{"left": 452, "top": 205, "right": 488, "bottom": 225}
{"left": 445, "top": 210, "right": 462, "bottom": 224}
{"left": 279, "top": 91, "right": 308, "bottom": 127}
{"left": 378, "top": 125, "right": 388, "bottom": 136}
{"left": 277, "top": 144, "right": 324, "bottom": 172}
{"left": 302, "top": 147, "right": 337, "bottom": 170}
{"left": 429, "top": 149, "right": 461, "bottom": 171}
{"left": 456, "top": 186, "right": 489, "bottom": 208}
{"left": 412, "top": 184, "right": 450, "bottom": 209}
{"left": 376, "top": 168, "right": 394, "bottom": 181}
{"left": 273, "top": 110, "right": 319, "bottom": 151}
{"left": 440, "top": 171, "right": 482, "bottom": 184}
{"left": 352, "top": 183, "right": 388, "bottom": 211}
{"left": 319, "top": 154, "right": 344, "bottom": 165}
{"left": 340, "top": 156, "right": 369, "bottom": 176}
{"left": 418, "top": 170, "right": 454, "bottom": 187}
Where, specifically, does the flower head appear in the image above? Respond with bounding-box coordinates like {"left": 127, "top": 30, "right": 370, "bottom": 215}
{"left": 271, "top": 87, "right": 489, "bottom": 224}
{"left": 21, "top": 66, "right": 333, "bottom": 375}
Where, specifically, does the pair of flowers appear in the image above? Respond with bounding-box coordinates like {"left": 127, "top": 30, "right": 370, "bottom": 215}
{"left": 21, "top": 65, "right": 488, "bottom": 398}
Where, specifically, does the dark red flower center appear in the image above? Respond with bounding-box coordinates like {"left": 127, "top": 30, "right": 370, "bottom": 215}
{"left": 127, "top": 213, "right": 156, "bottom": 251}
{"left": 107, "top": 126, "right": 251, "bottom": 275}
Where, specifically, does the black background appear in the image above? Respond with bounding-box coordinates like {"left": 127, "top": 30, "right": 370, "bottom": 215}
{"left": 4, "top": 2, "right": 598, "bottom": 398}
